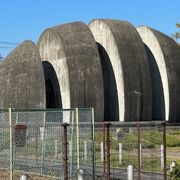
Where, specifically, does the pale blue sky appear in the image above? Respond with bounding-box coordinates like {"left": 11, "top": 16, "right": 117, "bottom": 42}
{"left": 0, "top": 0, "right": 179, "bottom": 58}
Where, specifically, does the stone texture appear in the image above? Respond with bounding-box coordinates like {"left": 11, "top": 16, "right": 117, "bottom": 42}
{"left": 137, "top": 26, "right": 180, "bottom": 122}
{"left": 89, "top": 19, "right": 152, "bottom": 121}
{"left": 38, "top": 22, "right": 104, "bottom": 121}
{"left": 0, "top": 41, "right": 45, "bottom": 109}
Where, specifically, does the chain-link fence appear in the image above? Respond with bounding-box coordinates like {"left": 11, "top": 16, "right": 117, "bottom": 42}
{"left": 0, "top": 108, "right": 94, "bottom": 180}
{"left": 93, "top": 122, "right": 179, "bottom": 180}
{"left": 166, "top": 124, "right": 180, "bottom": 180}
{"left": 1, "top": 109, "right": 180, "bottom": 180}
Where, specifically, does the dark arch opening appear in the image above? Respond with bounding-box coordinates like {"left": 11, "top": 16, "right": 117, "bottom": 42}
{"left": 42, "top": 61, "right": 62, "bottom": 108}
{"left": 144, "top": 44, "right": 165, "bottom": 120}
{"left": 97, "top": 42, "right": 119, "bottom": 121}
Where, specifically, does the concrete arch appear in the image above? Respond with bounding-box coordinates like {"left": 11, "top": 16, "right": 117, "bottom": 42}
{"left": 0, "top": 41, "right": 45, "bottom": 108}
{"left": 42, "top": 61, "right": 62, "bottom": 108}
{"left": 97, "top": 42, "right": 119, "bottom": 121}
{"left": 137, "top": 26, "right": 180, "bottom": 122}
{"left": 144, "top": 44, "right": 165, "bottom": 120}
{"left": 89, "top": 19, "right": 152, "bottom": 121}
{"left": 38, "top": 22, "right": 104, "bottom": 121}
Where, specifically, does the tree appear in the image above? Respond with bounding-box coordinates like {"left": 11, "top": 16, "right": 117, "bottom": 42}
{"left": 172, "top": 23, "right": 180, "bottom": 45}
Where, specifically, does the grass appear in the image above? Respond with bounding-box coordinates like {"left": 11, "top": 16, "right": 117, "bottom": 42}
{"left": 94, "top": 128, "right": 180, "bottom": 172}
{"left": 1, "top": 126, "right": 180, "bottom": 177}
{"left": 0, "top": 170, "right": 56, "bottom": 180}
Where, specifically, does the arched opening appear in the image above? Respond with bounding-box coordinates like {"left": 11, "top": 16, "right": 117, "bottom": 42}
{"left": 42, "top": 61, "right": 62, "bottom": 108}
{"left": 144, "top": 44, "right": 165, "bottom": 120}
{"left": 97, "top": 43, "right": 119, "bottom": 121}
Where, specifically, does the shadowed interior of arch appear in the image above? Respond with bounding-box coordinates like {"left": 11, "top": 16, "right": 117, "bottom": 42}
{"left": 144, "top": 44, "right": 165, "bottom": 120}
{"left": 97, "top": 42, "right": 119, "bottom": 121}
{"left": 42, "top": 61, "right": 62, "bottom": 108}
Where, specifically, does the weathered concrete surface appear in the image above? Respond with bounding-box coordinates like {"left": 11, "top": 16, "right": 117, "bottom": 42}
{"left": 38, "top": 22, "right": 104, "bottom": 121}
{"left": 89, "top": 19, "right": 152, "bottom": 121}
{"left": 0, "top": 41, "right": 45, "bottom": 108}
{"left": 137, "top": 26, "right": 180, "bottom": 122}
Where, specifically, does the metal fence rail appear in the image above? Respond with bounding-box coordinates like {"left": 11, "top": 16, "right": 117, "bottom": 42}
{"left": 0, "top": 109, "right": 180, "bottom": 180}
{"left": 93, "top": 121, "right": 177, "bottom": 180}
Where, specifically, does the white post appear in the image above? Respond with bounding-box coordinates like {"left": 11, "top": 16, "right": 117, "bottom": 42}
{"left": 84, "top": 141, "right": 87, "bottom": 161}
{"left": 20, "top": 175, "right": 27, "bottom": 180}
{"left": 101, "top": 141, "right": 103, "bottom": 162}
{"left": 161, "top": 144, "right": 164, "bottom": 170}
{"left": 140, "top": 143, "right": 142, "bottom": 167}
{"left": 54, "top": 139, "right": 58, "bottom": 158}
{"left": 170, "top": 161, "right": 176, "bottom": 172}
{"left": 119, "top": 143, "right": 122, "bottom": 164}
{"left": 127, "top": 165, "right": 134, "bottom": 180}
{"left": 40, "top": 127, "right": 45, "bottom": 140}
{"left": 78, "top": 169, "right": 84, "bottom": 180}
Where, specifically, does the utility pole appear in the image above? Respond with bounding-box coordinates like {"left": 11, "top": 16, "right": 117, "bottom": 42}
{"left": 0, "top": 53, "right": 3, "bottom": 63}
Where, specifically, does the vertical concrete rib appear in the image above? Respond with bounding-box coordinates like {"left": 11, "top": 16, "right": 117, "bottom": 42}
{"left": 38, "top": 22, "right": 104, "bottom": 121}
{"left": 89, "top": 19, "right": 152, "bottom": 121}
{"left": 137, "top": 26, "right": 180, "bottom": 122}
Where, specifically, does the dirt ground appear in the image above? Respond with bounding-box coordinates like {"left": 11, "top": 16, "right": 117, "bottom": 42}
{"left": 0, "top": 170, "right": 54, "bottom": 180}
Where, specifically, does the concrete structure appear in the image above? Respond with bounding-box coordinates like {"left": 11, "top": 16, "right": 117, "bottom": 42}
{"left": 0, "top": 20, "right": 180, "bottom": 123}
{"left": 137, "top": 26, "right": 180, "bottom": 122}
{"left": 0, "top": 41, "right": 45, "bottom": 109}
{"left": 89, "top": 19, "right": 152, "bottom": 121}
{"left": 38, "top": 22, "right": 104, "bottom": 121}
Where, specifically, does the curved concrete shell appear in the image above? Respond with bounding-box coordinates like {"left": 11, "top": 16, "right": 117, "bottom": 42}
{"left": 38, "top": 22, "right": 104, "bottom": 121}
{"left": 137, "top": 26, "right": 180, "bottom": 122}
{"left": 0, "top": 41, "right": 45, "bottom": 108}
{"left": 89, "top": 19, "right": 152, "bottom": 121}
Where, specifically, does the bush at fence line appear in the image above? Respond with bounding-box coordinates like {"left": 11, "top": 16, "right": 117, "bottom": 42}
{"left": 168, "top": 162, "right": 180, "bottom": 180}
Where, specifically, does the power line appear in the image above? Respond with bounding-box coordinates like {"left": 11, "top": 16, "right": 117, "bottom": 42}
{"left": 0, "top": 41, "right": 18, "bottom": 45}
{"left": 0, "top": 47, "right": 15, "bottom": 49}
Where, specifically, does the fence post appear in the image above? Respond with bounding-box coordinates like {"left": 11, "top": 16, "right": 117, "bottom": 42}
{"left": 160, "top": 144, "right": 164, "bottom": 170}
{"left": 76, "top": 108, "right": 80, "bottom": 171}
{"left": 103, "top": 123, "right": 105, "bottom": 176}
{"left": 103, "top": 122, "right": 111, "bottom": 180}
{"left": 101, "top": 142, "right": 104, "bottom": 162}
{"left": 163, "top": 122, "right": 167, "bottom": 180}
{"left": 140, "top": 143, "right": 142, "bottom": 167}
{"left": 91, "top": 108, "right": 96, "bottom": 180}
{"left": 137, "top": 122, "right": 141, "bottom": 180}
{"left": 119, "top": 143, "right": 122, "bottom": 164}
{"left": 62, "top": 123, "right": 69, "bottom": 180}
{"left": 55, "top": 139, "right": 58, "bottom": 158}
{"left": 84, "top": 141, "right": 87, "bottom": 161}
{"left": 8, "top": 108, "right": 13, "bottom": 180}
{"left": 127, "top": 165, "right": 134, "bottom": 180}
